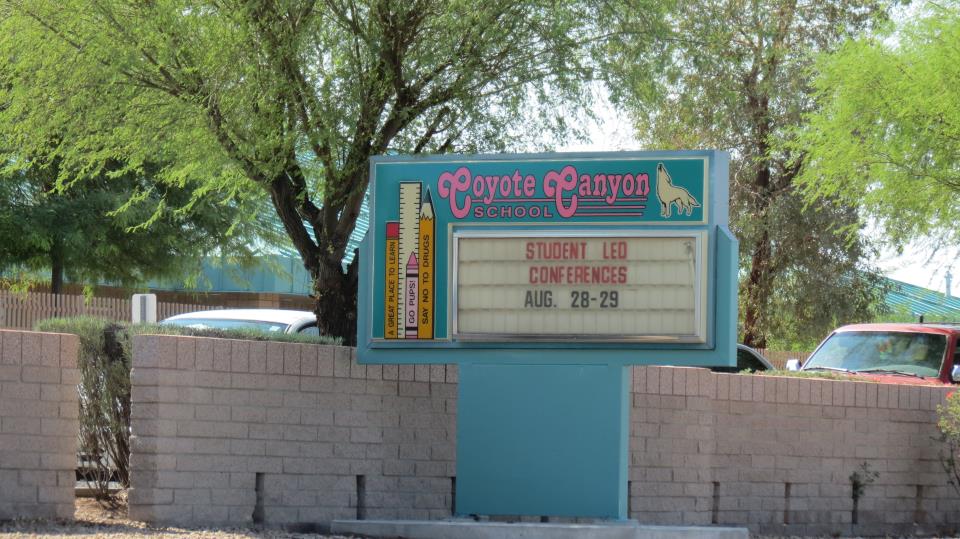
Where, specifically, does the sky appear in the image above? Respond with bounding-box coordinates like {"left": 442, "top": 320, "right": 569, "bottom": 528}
{"left": 554, "top": 93, "right": 951, "bottom": 295}
{"left": 879, "top": 243, "right": 953, "bottom": 293}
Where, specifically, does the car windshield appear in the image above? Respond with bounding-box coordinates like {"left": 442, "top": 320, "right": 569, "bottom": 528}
{"left": 737, "top": 348, "right": 768, "bottom": 371}
{"left": 162, "top": 318, "right": 289, "bottom": 333}
{"left": 804, "top": 331, "right": 946, "bottom": 378}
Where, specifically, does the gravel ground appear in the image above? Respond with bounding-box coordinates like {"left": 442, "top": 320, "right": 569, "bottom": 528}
{"left": 0, "top": 499, "right": 356, "bottom": 539}
{"left": 2, "top": 501, "right": 958, "bottom": 539}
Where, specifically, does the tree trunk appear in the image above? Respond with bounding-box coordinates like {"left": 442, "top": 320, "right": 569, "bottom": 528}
{"left": 266, "top": 173, "right": 360, "bottom": 343}
{"left": 741, "top": 69, "right": 774, "bottom": 349}
{"left": 742, "top": 230, "right": 770, "bottom": 349}
{"left": 312, "top": 251, "right": 359, "bottom": 346}
{"left": 50, "top": 235, "right": 64, "bottom": 295}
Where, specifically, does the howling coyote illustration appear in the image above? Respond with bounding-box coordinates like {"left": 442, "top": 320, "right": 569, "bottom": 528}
{"left": 656, "top": 163, "right": 700, "bottom": 218}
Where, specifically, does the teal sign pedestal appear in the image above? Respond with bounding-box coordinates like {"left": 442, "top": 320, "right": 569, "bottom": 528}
{"left": 457, "top": 363, "right": 629, "bottom": 519}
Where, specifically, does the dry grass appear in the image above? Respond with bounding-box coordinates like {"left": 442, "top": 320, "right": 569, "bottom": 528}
{"left": 0, "top": 499, "right": 355, "bottom": 539}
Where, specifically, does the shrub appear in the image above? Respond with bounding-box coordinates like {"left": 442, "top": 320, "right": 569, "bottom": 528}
{"left": 35, "top": 317, "right": 130, "bottom": 506}
{"left": 750, "top": 369, "right": 874, "bottom": 382}
{"left": 35, "top": 316, "right": 341, "bottom": 504}
{"left": 937, "top": 390, "right": 960, "bottom": 495}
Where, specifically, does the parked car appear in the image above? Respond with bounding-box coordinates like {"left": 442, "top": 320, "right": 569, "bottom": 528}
{"left": 710, "top": 344, "right": 775, "bottom": 373}
{"left": 161, "top": 309, "right": 319, "bottom": 335}
{"left": 786, "top": 323, "right": 960, "bottom": 385}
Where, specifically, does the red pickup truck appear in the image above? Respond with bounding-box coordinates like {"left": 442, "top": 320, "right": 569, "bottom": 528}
{"left": 790, "top": 323, "right": 960, "bottom": 386}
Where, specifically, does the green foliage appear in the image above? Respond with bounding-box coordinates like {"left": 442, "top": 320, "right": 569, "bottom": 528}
{"left": 791, "top": 3, "right": 960, "bottom": 249}
{"left": 0, "top": 274, "right": 36, "bottom": 295}
{"left": 740, "top": 202, "right": 889, "bottom": 352}
{"left": 872, "top": 303, "right": 916, "bottom": 324}
{"left": 0, "top": 1, "right": 602, "bottom": 340}
{"left": 0, "top": 158, "right": 266, "bottom": 290}
{"left": 866, "top": 298, "right": 960, "bottom": 324}
{"left": 937, "top": 390, "right": 960, "bottom": 495}
{"left": 601, "top": 0, "right": 894, "bottom": 348}
{"left": 938, "top": 391, "right": 960, "bottom": 446}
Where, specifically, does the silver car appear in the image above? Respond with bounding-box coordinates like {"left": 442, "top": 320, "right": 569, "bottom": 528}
{"left": 161, "top": 309, "right": 319, "bottom": 336}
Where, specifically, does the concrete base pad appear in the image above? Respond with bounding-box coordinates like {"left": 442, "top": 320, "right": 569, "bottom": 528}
{"left": 330, "top": 519, "right": 749, "bottom": 539}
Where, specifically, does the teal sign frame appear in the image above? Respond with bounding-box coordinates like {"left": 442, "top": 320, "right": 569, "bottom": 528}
{"left": 356, "top": 150, "right": 737, "bottom": 519}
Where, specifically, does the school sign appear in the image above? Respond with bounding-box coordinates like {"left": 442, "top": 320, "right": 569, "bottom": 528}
{"left": 357, "top": 150, "right": 737, "bottom": 519}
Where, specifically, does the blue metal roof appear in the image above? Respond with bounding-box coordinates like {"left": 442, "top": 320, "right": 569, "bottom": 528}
{"left": 884, "top": 277, "right": 960, "bottom": 319}
{"left": 147, "top": 253, "right": 312, "bottom": 295}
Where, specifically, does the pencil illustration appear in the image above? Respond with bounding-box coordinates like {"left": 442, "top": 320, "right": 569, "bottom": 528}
{"left": 405, "top": 252, "right": 419, "bottom": 339}
{"left": 384, "top": 222, "right": 400, "bottom": 339}
{"left": 418, "top": 189, "right": 435, "bottom": 339}
{"left": 398, "top": 182, "right": 421, "bottom": 336}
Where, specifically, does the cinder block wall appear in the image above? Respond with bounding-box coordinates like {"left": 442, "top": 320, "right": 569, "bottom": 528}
{"left": 128, "top": 335, "right": 456, "bottom": 527}
{"left": 128, "top": 337, "right": 960, "bottom": 535}
{"left": 630, "top": 366, "right": 960, "bottom": 536}
{"left": 0, "top": 329, "right": 79, "bottom": 520}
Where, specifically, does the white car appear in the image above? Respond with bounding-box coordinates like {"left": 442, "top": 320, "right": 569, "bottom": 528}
{"left": 161, "top": 309, "right": 319, "bottom": 336}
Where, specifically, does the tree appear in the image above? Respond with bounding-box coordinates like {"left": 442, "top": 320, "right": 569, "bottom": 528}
{"left": 601, "top": 0, "right": 893, "bottom": 348}
{"left": 0, "top": 156, "right": 263, "bottom": 295}
{"left": 789, "top": 3, "right": 960, "bottom": 252}
{"left": 0, "top": 1, "right": 595, "bottom": 343}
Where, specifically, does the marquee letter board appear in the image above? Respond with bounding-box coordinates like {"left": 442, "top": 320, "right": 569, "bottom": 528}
{"left": 357, "top": 150, "right": 737, "bottom": 367}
